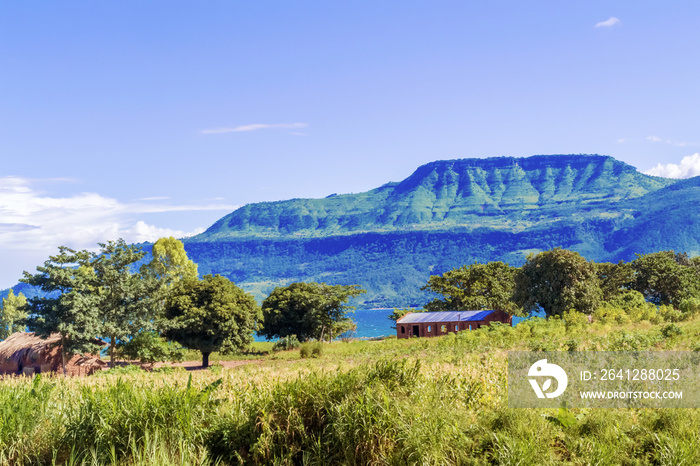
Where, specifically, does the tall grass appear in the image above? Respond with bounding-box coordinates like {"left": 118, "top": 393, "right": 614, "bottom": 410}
{"left": 2, "top": 312, "right": 700, "bottom": 464}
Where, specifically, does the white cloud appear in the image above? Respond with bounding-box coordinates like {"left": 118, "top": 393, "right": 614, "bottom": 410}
{"left": 595, "top": 17, "right": 620, "bottom": 28}
{"left": 617, "top": 138, "right": 627, "bottom": 144}
{"left": 200, "top": 123, "right": 308, "bottom": 134}
{"left": 644, "top": 153, "right": 700, "bottom": 179}
{"left": 647, "top": 135, "right": 697, "bottom": 147}
{"left": 0, "top": 176, "right": 237, "bottom": 287}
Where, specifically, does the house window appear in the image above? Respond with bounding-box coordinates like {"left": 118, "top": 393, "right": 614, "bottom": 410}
{"left": 401, "top": 326, "right": 405, "bottom": 334}
{"left": 469, "top": 325, "right": 472, "bottom": 330}
{"left": 427, "top": 325, "right": 432, "bottom": 332}
{"left": 440, "top": 325, "right": 447, "bottom": 333}
{"left": 455, "top": 325, "right": 459, "bottom": 331}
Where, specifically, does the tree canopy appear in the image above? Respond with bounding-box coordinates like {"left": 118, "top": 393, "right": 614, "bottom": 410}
{"left": 163, "top": 274, "right": 260, "bottom": 367}
{"left": 91, "top": 239, "right": 154, "bottom": 367}
{"left": 142, "top": 236, "right": 198, "bottom": 286}
{"left": 422, "top": 261, "right": 520, "bottom": 314}
{"left": 513, "top": 248, "right": 602, "bottom": 317}
{"left": 21, "top": 247, "right": 104, "bottom": 375}
{"left": 0, "top": 289, "right": 27, "bottom": 340}
{"left": 631, "top": 251, "right": 700, "bottom": 305}
{"left": 260, "top": 282, "right": 365, "bottom": 342}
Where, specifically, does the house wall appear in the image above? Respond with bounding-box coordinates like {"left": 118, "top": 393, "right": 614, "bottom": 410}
{"left": 396, "top": 310, "right": 512, "bottom": 339}
{"left": 0, "top": 347, "right": 103, "bottom": 376}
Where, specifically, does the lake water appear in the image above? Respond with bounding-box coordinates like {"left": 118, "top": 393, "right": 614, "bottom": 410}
{"left": 255, "top": 308, "right": 544, "bottom": 342}
{"left": 255, "top": 308, "right": 396, "bottom": 342}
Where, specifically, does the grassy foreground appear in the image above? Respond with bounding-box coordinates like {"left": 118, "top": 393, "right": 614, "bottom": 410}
{"left": 3, "top": 313, "right": 700, "bottom": 465}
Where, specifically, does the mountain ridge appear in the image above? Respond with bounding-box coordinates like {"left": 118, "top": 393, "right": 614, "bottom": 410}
{"left": 197, "top": 154, "right": 675, "bottom": 241}
{"left": 5, "top": 154, "right": 694, "bottom": 307}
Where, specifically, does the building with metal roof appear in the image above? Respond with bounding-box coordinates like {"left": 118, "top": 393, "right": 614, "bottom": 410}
{"left": 396, "top": 310, "right": 511, "bottom": 339}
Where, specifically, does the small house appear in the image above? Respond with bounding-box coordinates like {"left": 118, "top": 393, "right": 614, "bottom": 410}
{"left": 396, "top": 310, "right": 512, "bottom": 339}
{"left": 0, "top": 332, "right": 107, "bottom": 376}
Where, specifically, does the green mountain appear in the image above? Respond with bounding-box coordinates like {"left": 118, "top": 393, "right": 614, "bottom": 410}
{"left": 199, "top": 155, "right": 672, "bottom": 239}
{"left": 184, "top": 154, "right": 693, "bottom": 307}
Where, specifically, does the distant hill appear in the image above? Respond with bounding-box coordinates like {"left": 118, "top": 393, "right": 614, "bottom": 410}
{"left": 198, "top": 155, "right": 673, "bottom": 240}
{"left": 5, "top": 155, "right": 693, "bottom": 307}
{"left": 181, "top": 154, "right": 695, "bottom": 307}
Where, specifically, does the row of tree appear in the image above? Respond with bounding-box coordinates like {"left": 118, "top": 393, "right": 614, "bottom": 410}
{"left": 3, "top": 237, "right": 364, "bottom": 371}
{"left": 423, "top": 248, "right": 700, "bottom": 317}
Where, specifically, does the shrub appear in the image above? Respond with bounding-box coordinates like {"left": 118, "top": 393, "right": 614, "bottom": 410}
{"left": 679, "top": 298, "right": 700, "bottom": 316}
{"left": 563, "top": 309, "right": 588, "bottom": 331}
{"left": 601, "top": 330, "right": 661, "bottom": 351}
{"left": 594, "top": 306, "right": 629, "bottom": 325}
{"left": 300, "top": 341, "right": 323, "bottom": 358}
{"left": 659, "top": 305, "right": 684, "bottom": 323}
{"left": 609, "top": 290, "right": 648, "bottom": 311}
{"left": 117, "top": 331, "right": 186, "bottom": 366}
{"left": 272, "top": 335, "right": 301, "bottom": 352}
{"left": 627, "top": 304, "right": 657, "bottom": 322}
{"left": 661, "top": 323, "right": 684, "bottom": 339}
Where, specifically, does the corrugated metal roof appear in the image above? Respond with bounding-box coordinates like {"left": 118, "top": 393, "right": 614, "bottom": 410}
{"left": 397, "top": 310, "right": 495, "bottom": 324}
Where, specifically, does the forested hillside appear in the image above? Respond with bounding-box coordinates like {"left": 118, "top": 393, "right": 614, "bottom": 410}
{"left": 6, "top": 154, "right": 697, "bottom": 307}
{"left": 198, "top": 155, "right": 673, "bottom": 239}
{"left": 179, "top": 154, "right": 700, "bottom": 306}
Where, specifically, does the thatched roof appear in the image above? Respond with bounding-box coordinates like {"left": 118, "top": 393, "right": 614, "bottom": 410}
{"left": 0, "top": 332, "right": 106, "bottom": 366}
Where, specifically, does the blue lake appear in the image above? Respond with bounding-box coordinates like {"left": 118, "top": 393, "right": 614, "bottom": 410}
{"left": 254, "top": 308, "right": 544, "bottom": 342}
{"left": 255, "top": 308, "right": 396, "bottom": 342}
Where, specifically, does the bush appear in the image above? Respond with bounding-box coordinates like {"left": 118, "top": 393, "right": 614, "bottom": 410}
{"left": 609, "top": 290, "right": 648, "bottom": 310}
{"left": 679, "top": 298, "right": 700, "bottom": 316}
{"left": 659, "top": 305, "right": 684, "bottom": 323}
{"left": 600, "top": 330, "right": 661, "bottom": 351}
{"left": 300, "top": 341, "right": 323, "bottom": 359}
{"left": 116, "top": 331, "right": 186, "bottom": 365}
{"left": 593, "top": 306, "right": 629, "bottom": 325}
{"left": 563, "top": 309, "right": 588, "bottom": 331}
{"left": 272, "top": 335, "right": 301, "bottom": 352}
{"left": 661, "top": 323, "right": 684, "bottom": 339}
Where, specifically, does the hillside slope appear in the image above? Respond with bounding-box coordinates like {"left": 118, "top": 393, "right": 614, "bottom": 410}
{"left": 198, "top": 155, "right": 673, "bottom": 240}
{"left": 180, "top": 154, "right": 693, "bottom": 306}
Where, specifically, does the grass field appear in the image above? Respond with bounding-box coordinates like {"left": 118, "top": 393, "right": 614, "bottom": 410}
{"left": 3, "top": 310, "right": 700, "bottom": 465}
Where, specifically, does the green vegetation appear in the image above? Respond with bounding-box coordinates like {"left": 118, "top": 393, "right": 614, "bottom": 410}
{"left": 177, "top": 154, "right": 699, "bottom": 306}
{"left": 21, "top": 246, "right": 106, "bottom": 375}
{"left": 0, "top": 289, "right": 27, "bottom": 339}
{"left": 2, "top": 309, "right": 700, "bottom": 464}
{"left": 259, "top": 282, "right": 364, "bottom": 342}
{"left": 423, "top": 261, "right": 518, "bottom": 313}
{"left": 116, "top": 331, "right": 186, "bottom": 366}
{"left": 163, "top": 274, "right": 261, "bottom": 368}
{"left": 423, "top": 248, "right": 700, "bottom": 321}
{"left": 514, "top": 248, "right": 602, "bottom": 317}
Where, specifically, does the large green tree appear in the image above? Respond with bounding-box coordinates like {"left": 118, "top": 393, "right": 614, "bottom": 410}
{"left": 513, "top": 248, "right": 602, "bottom": 317}
{"left": 21, "top": 247, "right": 103, "bottom": 376}
{"left": 260, "top": 282, "right": 365, "bottom": 342}
{"left": 596, "top": 261, "right": 635, "bottom": 302}
{"left": 0, "top": 289, "right": 28, "bottom": 340}
{"left": 163, "top": 274, "right": 260, "bottom": 367}
{"left": 141, "top": 236, "right": 198, "bottom": 286}
{"left": 631, "top": 251, "right": 700, "bottom": 305}
{"left": 422, "top": 261, "right": 520, "bottom": 314}
{"left": 91, "top": 239, "right": 154, "bottom": 367}
{"left": 140, "top": 236, "right": 199, "bottom": 334}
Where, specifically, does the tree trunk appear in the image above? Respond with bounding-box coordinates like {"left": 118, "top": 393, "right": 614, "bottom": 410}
{"left": 110, "top": 335, "right": 116, "bottom": 368}
{"left": 61, "top": 333, "right": 67, "bottom": 378}
{"left": 319, "top": 325, "right": 325, "bottom": 343}
{"left": 202, "top": 351, "right": 210, "bottom": 368}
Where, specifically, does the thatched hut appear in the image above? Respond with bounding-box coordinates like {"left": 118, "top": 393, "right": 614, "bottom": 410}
{"left": 0, "top": 332, "right": 107, "bottom": 376}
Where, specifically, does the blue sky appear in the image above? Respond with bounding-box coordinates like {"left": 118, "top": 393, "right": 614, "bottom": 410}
{"left": 2, "top": 1, "right": 700, "bottom": 287}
